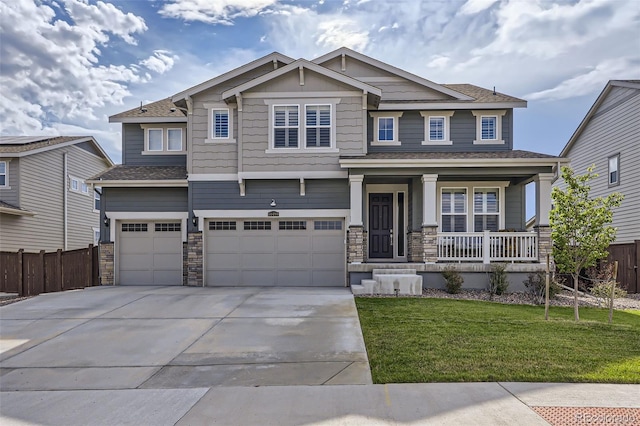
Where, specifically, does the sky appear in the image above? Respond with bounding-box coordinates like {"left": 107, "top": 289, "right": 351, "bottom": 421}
{"left": 1, "top": 0, "right": 639, "bottom": 216}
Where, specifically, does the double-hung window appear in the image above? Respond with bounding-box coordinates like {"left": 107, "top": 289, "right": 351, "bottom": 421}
{"left": 420, "top": 111, "right": 454, "bottom": 145}
{"left": 167, "top": 129, "right": 183, "bottom": 151}
{"left": 441, "top": 189, "right": 467, "bottom": 232}
{"left": 473, "top": 188, "right": 499, "bottom": 232}
{"left": 274, "top": 105, "right": 299, "bottom": 148}
{"left": 305, "top": 105, "right": 331, "bottom": 148}
{"left": 472, "top": 110, "right": 506, "bottom": 144}
{"left": 608, "top": 154, "right": 620, "bottom": 186}
{"left": 0, "top": 161, "right": 6, "bottom": 187}
{"left": 148, "top": 129, "right": 163, "bottom": 151}
{"left": 94, "top": 187, "right": 101, "bottom": 211}
{"left": 370, "top": 111, "right": 403, "bottom": 145}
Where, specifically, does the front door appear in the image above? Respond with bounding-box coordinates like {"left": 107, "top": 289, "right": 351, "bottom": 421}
{"left": 369, "top": 193, "right": 393, "bottom": 258}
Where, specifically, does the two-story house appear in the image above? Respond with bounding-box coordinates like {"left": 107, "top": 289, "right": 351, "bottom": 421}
{"left": 556, "top": 80, "right": 639, "bottom": 293}
{"left": 92, "top": 48, "right": 566, "bottom": 291}
{"left": 0, "top": 136, "right": 113, "bottom": 252}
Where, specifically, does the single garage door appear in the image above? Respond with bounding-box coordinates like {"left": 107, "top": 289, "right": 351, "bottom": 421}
{"left": 118, "top": 222, "right": 183, "bottom": 285}
{"left": 206, "top": 219, "right": 345, "bottom": 286}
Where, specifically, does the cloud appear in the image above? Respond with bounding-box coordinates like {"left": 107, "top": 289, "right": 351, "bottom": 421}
{"left": 525, "top": 57, "right": 640, "bottom": 101}
{"left": 141, "top": 50, "right": 179, "bottom": 74}
{"left": 159, "top": 0, "right": 279, "bottom": 25}
{"left": 0, "top": 0, "right": 167, "bottom": 140}
{"left": 459, "top": 0, "right": 499, "bottom": 15}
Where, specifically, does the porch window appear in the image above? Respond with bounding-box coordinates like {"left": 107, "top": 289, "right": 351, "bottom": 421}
{"left": 473, "top": 188, "right": 499, "bottom": 232}
{"left": 273, "top": 105, "right": 299, "bottom": 148}
{"left": 441, "top": 189, "right": 467, "bottom": 232}
{"left": 305, "top": 105, "right": 331, "bottom": 148}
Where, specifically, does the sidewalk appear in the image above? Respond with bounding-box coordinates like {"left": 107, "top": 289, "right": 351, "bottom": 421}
{"left": 1, "top": 382, "right": 638, "bottom": 425}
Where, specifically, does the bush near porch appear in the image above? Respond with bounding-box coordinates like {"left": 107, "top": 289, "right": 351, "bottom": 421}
{"left": 356, "top": 298, "right": 640, "bottom": 383}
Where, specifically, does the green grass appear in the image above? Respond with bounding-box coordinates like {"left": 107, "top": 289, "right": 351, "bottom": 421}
{"left": 355, "top": 298, "right": 640, "bottom": 383}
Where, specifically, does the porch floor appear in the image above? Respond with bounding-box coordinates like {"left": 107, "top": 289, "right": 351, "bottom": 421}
{"left": 347, "top": 262, "right": 546, "bottom": 273}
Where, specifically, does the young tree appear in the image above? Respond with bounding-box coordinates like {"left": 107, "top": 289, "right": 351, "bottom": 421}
{"left": 550, "top": 165, "right": 623, "bottom": 321}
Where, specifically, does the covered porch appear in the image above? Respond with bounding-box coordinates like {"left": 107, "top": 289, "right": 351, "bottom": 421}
{"left": 339, "top": 152, "right": 564, "bottom": 288}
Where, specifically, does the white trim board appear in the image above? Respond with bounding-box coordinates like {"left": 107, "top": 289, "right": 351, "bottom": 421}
{"left": 194, "top": 209, "right": 349, "bottom": 219}
{"left": 106, "top": 212, "right": 189, "bottom": 242}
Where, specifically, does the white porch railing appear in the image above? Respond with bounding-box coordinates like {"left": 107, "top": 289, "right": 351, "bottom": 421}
{"left": 437, "top": 231, "right": 538, "bottom": 263}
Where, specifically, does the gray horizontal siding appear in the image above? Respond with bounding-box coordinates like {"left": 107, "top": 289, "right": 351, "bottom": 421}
{"left": 368, "top": 109, "right": 513, "bottom": 152}
{"left": 0, "top": 157, "right": 19, "bottom": 206}
{"left": 191, "top": 179, "right": 349, "bottom": 210}
{"left": 122, "top": 124, "right": 186, "bottom": 166}
{"left": 504, "top": 184, "right": 525, "bottom": 230}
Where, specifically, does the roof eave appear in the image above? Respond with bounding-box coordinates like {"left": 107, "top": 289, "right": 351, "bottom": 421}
{"left": 338, "top": 157, "right": 569, "bottom": 169}
{"left": 378, "top": 101, "right": 527, "bottom": 110}
{"left": 85, "top": 179, "right": 188, "bottom": 187}
{"left": 0, "top": 136, "right": 113, "bottom": 166}
{"left": 109, "top": 117, "right": 188, "bottom": 123}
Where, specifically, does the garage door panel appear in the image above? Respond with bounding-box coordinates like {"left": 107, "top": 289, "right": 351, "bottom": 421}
{"left": 206, "top": 218, "right": 344, "bottom": 286}
{"left": 118, "top": 222, "right": 182, "bottom": 286}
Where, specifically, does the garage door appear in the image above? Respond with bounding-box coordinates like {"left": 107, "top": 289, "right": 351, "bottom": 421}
{"left": 118, "top": 222, "right": 183, "bottom": 286}
{"left": 206, "top": 219, "right": 345, "bottom": 286}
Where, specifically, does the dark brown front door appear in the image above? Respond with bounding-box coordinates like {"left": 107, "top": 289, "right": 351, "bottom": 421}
{"left": 369, "top": 193, "right": 393, "bottom": 258}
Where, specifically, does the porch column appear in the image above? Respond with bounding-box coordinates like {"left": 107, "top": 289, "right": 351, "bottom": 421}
{"left": 348, "top": 175, "right": 365, "bottom": 264}
{"left": 422, "top": 174, "right": 438, "bottom": 263}
{"left": 535, "top": 173, "right": 555, "bottom": 226}
{"left": 535, "top": 173, "right": 555, "bottom": 265}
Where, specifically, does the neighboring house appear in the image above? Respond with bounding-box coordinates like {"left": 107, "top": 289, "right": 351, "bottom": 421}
{"left": 556, "top": 80, "right": 640, "bottom": 293}
{"left": 0, "top": 136, "right": 113, "bottom": 252}
{"left": 92, "top": 47, "right": 566, "bottom": 290}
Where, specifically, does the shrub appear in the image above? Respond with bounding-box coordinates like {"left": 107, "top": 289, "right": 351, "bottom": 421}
{"left": 588, "top": 261, "right": 627, "bottom": 307}
{"left": 488, "top": 263, "right": 509, "bottom": 297}
{"left": 442, "top": 266, "right": 463, "bottom": 294}
{"left": 523, "top": 272, "right": 561, "bottom": 305}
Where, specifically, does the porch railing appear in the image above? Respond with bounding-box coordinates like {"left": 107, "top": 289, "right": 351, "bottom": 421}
{"left": 437, "top": 231, "right": 538, "bottom": 263}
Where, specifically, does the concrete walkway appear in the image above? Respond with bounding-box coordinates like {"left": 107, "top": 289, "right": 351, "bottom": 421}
{"left": 1, "top": 287, "right": 639, "bottom": 425}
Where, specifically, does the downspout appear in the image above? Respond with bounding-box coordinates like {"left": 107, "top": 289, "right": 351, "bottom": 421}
{"left": 63, "top": 152, "right": 68, "bottom": 250}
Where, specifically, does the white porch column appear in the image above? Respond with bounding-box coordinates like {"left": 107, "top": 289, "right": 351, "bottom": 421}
{"left": 349, "top": 175, "right": 364, "bottom": 226}
{"left": 421, "top": 174, "right": 438, "bottom": 226}
{"left": 535, "top": 173, "right": 555, "bottom": 226}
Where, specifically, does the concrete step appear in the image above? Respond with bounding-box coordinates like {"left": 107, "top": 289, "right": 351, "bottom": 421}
{"left": 350, "top": 284, "right": 367, "bottom": 295}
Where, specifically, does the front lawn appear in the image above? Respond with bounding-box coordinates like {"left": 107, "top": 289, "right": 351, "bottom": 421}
{"left": 356, "top": 298, "right": 640, "bottom": 383}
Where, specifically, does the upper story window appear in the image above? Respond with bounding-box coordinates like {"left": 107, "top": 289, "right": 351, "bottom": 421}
{"left": 94, "top": 187, "right": 101, "bottom": 211}
{"left": 141, "top": 125, "right": 186, "bottom": 154}
{"left": 305, "top": 105, "right": 331, "bottom": 148}
{"left": 370, "top": 111, "right": 403, "bottom": 146}
{"left": 204, "top": 103, "right": 236, "bottom": 143}
{"left": 471, "top": 110, "right": 506, "bottom": 145}
{"left": 420, "top": 111, "right": 454, "bottom": 145}
{"left": 69, "top": 175, "right": 89, "bottom": 196}
{"left": 0, "top": 161, "right": 7, "bottom": 187}
{"left": 274, "top": 105, "right": 299, "bottom": 148}
{"left": 608, "top": 154, "right": 620, "bottom": 186}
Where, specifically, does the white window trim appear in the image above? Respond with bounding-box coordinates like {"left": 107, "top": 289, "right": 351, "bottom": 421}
{"left": 205, "top": 103, "right": 236, "bottom": 144}
{"left": 471, "top": 110, "right": 506, "bottom": 145}
{"left": 437, "top": 182, "right": 508, "bottom": 232}
{"left": 147, "top": 128, "right": 164, "bottom": 152}
{"left": 420, "top": 111, "right": 454, "bottom": 145}
{"left": 69, "top": 175, "right": 90, "bottom": 196}
{"left": 304, "top": 104, "right": 336, "bottom": 150}
{"left": 608, "top": 153, "right": 620, "bottom": 187}
{"left": 370, "top": 111, "right": 403, "bottom": 146}
{"left": 167, "top": 128, "right": 184, "bottom": 151}
{"left": 264, "top": 99, "right": 340, "bottom": 154}
{"left": 140, "top": 124, "right": 187, "bottom": 154}
{"left": 92, "top": 227, "right": 100, "bottom": 245}
{"left": 439, "top": 187, "right": 468, "bottom": 233}
{"left": 0, "top": 160, "right": 8, "bottom": 188}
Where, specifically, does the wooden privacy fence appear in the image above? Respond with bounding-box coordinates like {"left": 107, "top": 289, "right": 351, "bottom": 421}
{"left": 0, "top": 245, "right": 99, "bottom": 297}
{"left": 608, "top": 241, "right": 639, "bottom": 294}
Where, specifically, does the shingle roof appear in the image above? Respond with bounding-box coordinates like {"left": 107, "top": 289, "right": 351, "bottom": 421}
{"left": 340, "top": 150, "right": 558, "bottom": 160}
{"left": 90, "top": 165, "right": 187, "bottom": 181}
{"left": 0, "top": 136, "right": 84, "bottom": 153}
{"left": 109, "top": 98, "right": 186, "bottom": 121}
{"left": 442, "top": 84, "right": 526, "bottom": 104}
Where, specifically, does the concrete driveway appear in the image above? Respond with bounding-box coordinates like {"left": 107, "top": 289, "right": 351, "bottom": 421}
{"left": 0, "top": 286, "right": 371, "bottom": 391}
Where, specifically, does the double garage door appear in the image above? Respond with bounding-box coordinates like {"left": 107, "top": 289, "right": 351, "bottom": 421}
{"left": 206, "top": 218, "right": 345, "bottom": 287}
{"left": 117, "top": 221, "right": 183, "bottom": 286}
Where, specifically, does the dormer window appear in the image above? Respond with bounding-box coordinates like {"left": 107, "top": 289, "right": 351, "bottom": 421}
{"left": 370, "top": 111, "right": 403, "bottom": 146}
{"left": 141, "top": 125, "right": 186, "bottom": 154}
{"left": 420, "top": 111, "right": 454, "bottom": 145}
{"left": 471, "top": 110, "right": 506, "bottom": 145}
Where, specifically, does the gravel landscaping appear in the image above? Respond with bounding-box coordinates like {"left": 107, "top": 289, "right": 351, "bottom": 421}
{"left": 419, "top": 288, "right": 640, "bottom": 310}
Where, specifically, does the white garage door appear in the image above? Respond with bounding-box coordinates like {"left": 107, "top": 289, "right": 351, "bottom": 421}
{"left": 118, "top": 222, "right": 183, "bottom": 286}
{"left": 206, "top": 219, "right": 345, "bottom": 286}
